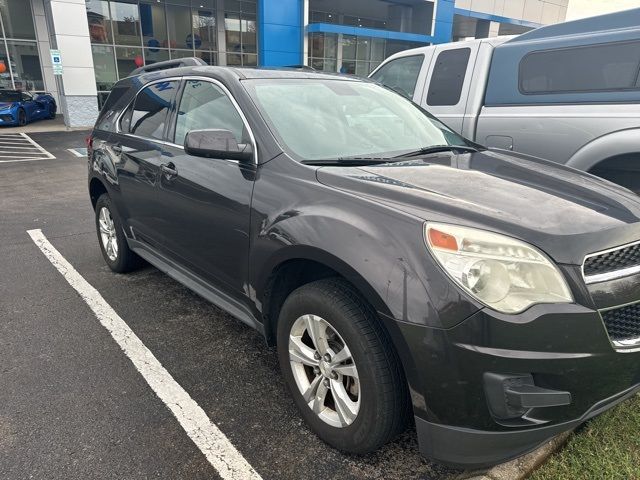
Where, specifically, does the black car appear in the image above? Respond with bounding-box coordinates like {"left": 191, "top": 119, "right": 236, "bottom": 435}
{"left": 88, "top": 58, "right": 640, "bottom": 468}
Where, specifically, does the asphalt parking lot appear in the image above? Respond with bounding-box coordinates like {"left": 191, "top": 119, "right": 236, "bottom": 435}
{"left": 0, "top": 131, "right": 458, "bottom": 480}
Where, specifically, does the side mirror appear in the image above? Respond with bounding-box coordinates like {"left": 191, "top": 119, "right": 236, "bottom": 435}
{"left": 184, "top": 129, "right": 254, "bottom": 163}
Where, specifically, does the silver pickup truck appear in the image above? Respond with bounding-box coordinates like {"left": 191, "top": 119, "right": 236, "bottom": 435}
{"left": 370, "top": 9, "right": 640, "bottom": 192}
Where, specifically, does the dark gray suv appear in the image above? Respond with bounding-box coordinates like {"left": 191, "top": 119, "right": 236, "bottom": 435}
{"left": 88, "top": 58, "right": 640, "bottom": 468}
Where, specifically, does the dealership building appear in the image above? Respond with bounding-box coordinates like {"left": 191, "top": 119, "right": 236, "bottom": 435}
{"left": 1, "top": 0, "right": 567, "bottom": 127}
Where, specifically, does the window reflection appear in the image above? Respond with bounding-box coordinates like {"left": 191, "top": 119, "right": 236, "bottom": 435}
{"left": 111, "top": 1, "right": 141, "bottom": 46}
{"left": 87, "top": 0, "right": 113, "bottom": 44}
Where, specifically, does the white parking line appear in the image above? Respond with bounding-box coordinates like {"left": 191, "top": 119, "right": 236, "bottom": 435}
{"left": 27, "top": 229, "right": 262, "bottom": 480}
{"left": 0, "top": 133, "right": 55, "bottom": 163}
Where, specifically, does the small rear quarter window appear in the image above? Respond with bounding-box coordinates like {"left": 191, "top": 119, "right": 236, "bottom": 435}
{"left": 426, "top": 48, "right": 471, "bottom": 107}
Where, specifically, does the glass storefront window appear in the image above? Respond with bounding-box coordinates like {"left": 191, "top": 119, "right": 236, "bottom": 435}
{"left": 92, "top": 45, "right": 117, "bottom": 91}
{"left": 144, "top": 48, "right": 169, "bottom": 65}
{"left": 166, "top": 4, "right": 192, "bottom": 50}
{"left": 193, "top": 7, "right": 216, "bottom": 51}
{"left": 6, "top": 41, "right": 44, "bottom": 90}
{"left": 140, "top": 1, "right": 167, "bottom": 50}
{"left": 357, "top": 37, "right": 370, "bottom": 61}
{"left": 342, "top": 35, "right": 356, "bottom": 61}
{"left": 0, "top": 0, "right": 36, "bottom": 40}
{"left": 242, "top": 16, "right": 256, "bottom": 54}
{"left": 111, "top": 1, "right": 141, "bottom": 46}
{"left": 87, "top": 0, "right": 113, "bottom": 44}
{"left": 0, "top": 42, "right": 11, "bottom": 89}
{"left": 371, "top": 38, "right": 385, "bottom": 62}
{"left": 116, "top": 46, "right": 142, "bottom": 78}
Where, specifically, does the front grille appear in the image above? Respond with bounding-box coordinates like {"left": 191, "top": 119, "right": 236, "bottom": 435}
{"left": 0, "top": 114, "right": 13, "bottom": 122}
{"left": 601, "top": 303, "right": 640, "bottom": 343}
{"left": 584, "top": 242, "right": 640, "bottom": 277}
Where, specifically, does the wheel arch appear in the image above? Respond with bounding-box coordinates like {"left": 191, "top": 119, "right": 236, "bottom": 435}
{"left": 566, "top": 128, "right": 640, "bottom": 173}
{"left": 89, "top": 176, "right": 109, "bottom": 210}
{"left": 258, "top": 246, "right": 393, "bottom": 347}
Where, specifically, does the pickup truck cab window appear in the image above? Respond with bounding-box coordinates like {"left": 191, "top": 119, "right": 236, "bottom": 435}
{"left": 244, "top": 78, "right": 470, "bottom": 161}
{"left": 130, "top": 80, "right": 178, "bottom": 140}
{"left": 369, "top": 54, "right": 424, "bottom": 98}
{"left": 426, "top": 48, "right": 471, "bottom": 107}
{"left": 175, "top": 79, "right": 247, "bottom": 146}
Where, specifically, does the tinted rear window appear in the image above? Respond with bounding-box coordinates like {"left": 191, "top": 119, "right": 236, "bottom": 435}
{"left": 427, "top": 48, "right": 471, "bottom": 106}
{"left": 130, "top": 80, "right": 178, "bottom": 140}
{"left": 519, "top": 41, "right": 640, "bottom": 94}
{"left": 370, "top": 55, "right": 424, "bottom": 98}
{"left": 95, "top": 85, "right": 130, "bottom": 132}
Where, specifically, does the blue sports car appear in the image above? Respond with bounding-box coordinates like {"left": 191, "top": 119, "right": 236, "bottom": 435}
{"left": 0, "top": 90, "right": 57, "bottom": 127}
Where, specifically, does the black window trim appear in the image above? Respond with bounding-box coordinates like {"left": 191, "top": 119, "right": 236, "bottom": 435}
{"left": 115, "top": 75, "right": 258, "bottom": 165}
{"left": 518, "top": 39, "right": 640, "bottom": 96}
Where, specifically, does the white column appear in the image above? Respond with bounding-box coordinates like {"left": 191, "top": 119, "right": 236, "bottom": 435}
{"left": 43, "top": 0, "right": 98, "bottom": 128}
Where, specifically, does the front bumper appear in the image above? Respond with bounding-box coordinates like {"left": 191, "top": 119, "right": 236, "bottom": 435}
{"left": 384, "top": 300, "right": 640, "bottom": 468}
{"left": 0, "top": 111, "right": 17, "bottom": 125}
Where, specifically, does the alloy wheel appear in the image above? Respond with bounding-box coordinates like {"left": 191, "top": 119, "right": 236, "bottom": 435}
{"left": 288, "top": 314, "right": 360, "bottom": 428}
{"left": 98, "top": 206, "right": 118, "bottom": 261}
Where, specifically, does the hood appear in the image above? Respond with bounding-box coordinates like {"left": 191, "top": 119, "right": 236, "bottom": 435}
{"left": 316, "top": 149, "right": 640, "bottom": 264}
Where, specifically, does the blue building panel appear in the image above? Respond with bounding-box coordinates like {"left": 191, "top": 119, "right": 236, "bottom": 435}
{"left": 433, "top": 0, "right": 455, "bottom": 44}
{"left": 258, "top": 0, "right": 303, "bottom": 66}
{"left": 307, "top": 23, "right": 433, "bottom": 44}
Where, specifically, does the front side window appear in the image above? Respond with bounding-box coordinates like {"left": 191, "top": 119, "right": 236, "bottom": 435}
{"left": 174, "top": 79, "right": 247, "bottom": 147}
{"left": 370, "top": 54, "right": 423, "bottom": 99}
{"left": 130, "top": 80, "right": 178, "bottom": 140}
{"left": 244, "top": 79, "right": 471, "bottom": 161}
{"left": 519, "top": 41, "right": 640, "bottom": 94}
{"left": 427, "top": 48, "right": 471, "bottom": 106}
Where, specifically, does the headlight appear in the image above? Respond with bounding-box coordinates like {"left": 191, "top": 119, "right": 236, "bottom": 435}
{"left": 425, "top": 223, "right": 573, "bottom": 314}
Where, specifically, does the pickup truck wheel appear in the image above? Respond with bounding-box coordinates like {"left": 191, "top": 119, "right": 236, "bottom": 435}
{"left": 277, "top": 278, "right": 409, "bottom": 454}
{"left": 95, "top": 193, "right": 142, "bottom": 273}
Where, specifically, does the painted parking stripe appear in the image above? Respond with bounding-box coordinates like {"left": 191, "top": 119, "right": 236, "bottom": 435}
{"left": 27, "top": 229, "right": 262, "bottom": 480}
{"left": 0, "top": 133, "right": 55, "bottom": 163}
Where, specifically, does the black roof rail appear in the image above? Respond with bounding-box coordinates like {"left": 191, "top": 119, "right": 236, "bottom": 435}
{"left": 129, "top": 57, "right": 207, "bottom": 77}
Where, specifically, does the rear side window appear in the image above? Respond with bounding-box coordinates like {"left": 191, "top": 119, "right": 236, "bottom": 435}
{"left": 427, "top": 48, "right": 471, "bottom": 106}
{"left": 95, "top": 85, "right": 129, "bottom": 132}
{"left": 370, "top": 55, "right": 424, "bottom": 98}
{"left": 174, "top": 80, "right": 247, "bottom": 147}
{"left": 130, "top": 80, "right": 179, "bottom": 140}
{"left": 520, "top": 41, "right": 640, "bottom": 94}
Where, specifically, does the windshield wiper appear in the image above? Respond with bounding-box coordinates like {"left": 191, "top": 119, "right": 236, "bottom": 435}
{"left": 303, "top": 157, "right": 396, "bottom": 166}
{"left": 394, "top": 145, "right": 479, "bottom": 158}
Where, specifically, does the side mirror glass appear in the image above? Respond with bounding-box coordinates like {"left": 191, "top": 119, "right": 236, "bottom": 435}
{"left": 184, "top": 129, "right": 253, "bottom": 163}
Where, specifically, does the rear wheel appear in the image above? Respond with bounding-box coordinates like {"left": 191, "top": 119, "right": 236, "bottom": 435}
{"left": 17, "top": 109, "right": 26, "bottom": 126}
{"left": 95, "top": 193, "right": 142, "bottom": 273}
{"left": 277, "top": 278, "right": 409, "bottom": 454}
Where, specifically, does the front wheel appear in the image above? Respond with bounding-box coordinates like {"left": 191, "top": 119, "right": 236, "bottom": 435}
{"left": 95, "top": 193, "right": 142, "bottom": 273}
{"left": 48, "top": 103, "right": 56, "bottom": 119}
{"left": 17, "top": 109, "right": 27, "bottom": 126}
{"left": 277, "top": 278, "right": 410, "bottom": 454}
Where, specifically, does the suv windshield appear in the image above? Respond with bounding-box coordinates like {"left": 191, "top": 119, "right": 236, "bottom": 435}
{"left": 0, "top": 91, "right": 21, "bottom": 103}
{"left": 243, "top": 78, "right": 473, "bottom": 161}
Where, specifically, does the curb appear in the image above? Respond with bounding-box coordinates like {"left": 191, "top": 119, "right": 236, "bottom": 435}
{"left": 456, "top": 432, "right": 572, "bottom": 480}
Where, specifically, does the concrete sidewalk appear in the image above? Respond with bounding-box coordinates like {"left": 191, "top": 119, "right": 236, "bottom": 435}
{"left": 0, "top": 115, "right": 89, "bottom": 134}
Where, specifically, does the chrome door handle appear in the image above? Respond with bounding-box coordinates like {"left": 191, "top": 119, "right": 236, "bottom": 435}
{"left": 161, "top": 162, "right": 178, "bottom": 177}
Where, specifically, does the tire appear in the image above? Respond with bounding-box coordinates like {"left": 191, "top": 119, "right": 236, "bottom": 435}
{"left": 48, "top": 103, "right": 56, "bottom": 119}
{"left": 17, "top": 109, "right": 27, "bottom": 126}
{"left": 277, "top": 278, "right": 410, "bottom": 454}
{"left": 95, "top": 193, "right": 142, "bottom": 273}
